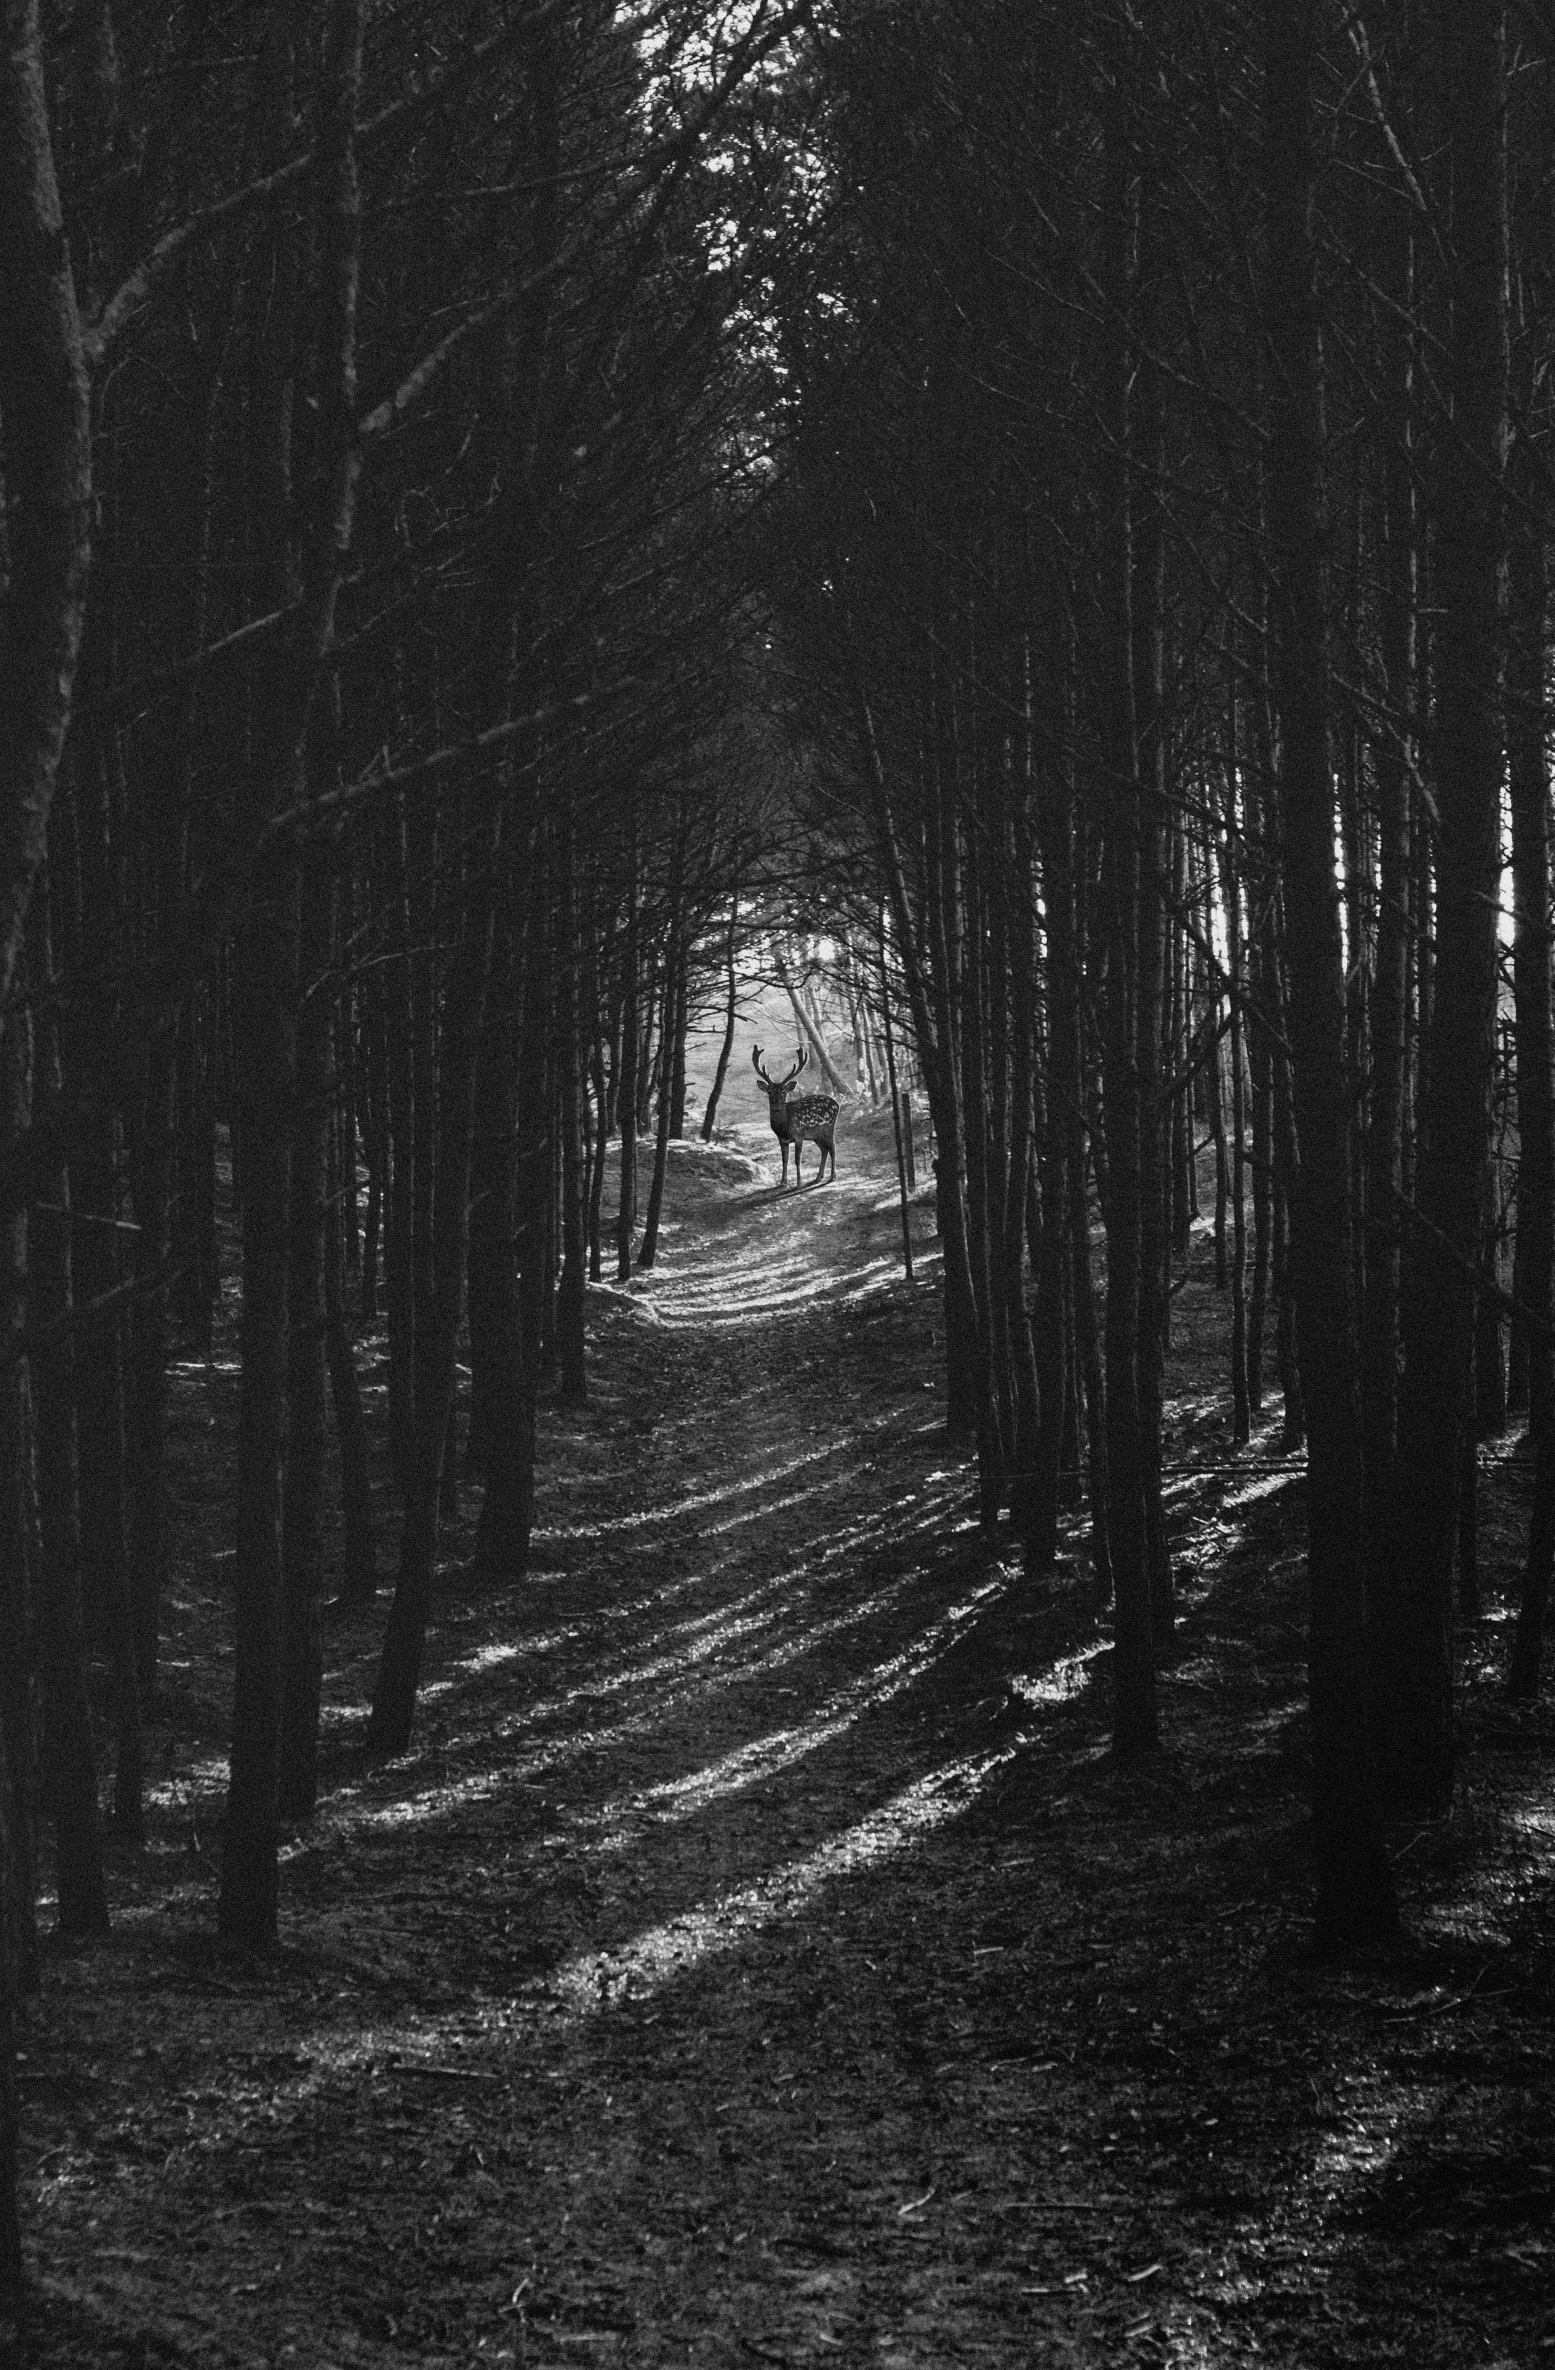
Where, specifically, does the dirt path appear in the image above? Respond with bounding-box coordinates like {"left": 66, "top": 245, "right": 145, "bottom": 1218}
{"left": 11, "top": 1113, "right": 1555, "bottom": 2370}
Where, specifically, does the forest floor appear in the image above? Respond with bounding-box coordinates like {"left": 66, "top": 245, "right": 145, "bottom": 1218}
{"left": 5, "top": 1065, "right": 1555, "bottom": 2370}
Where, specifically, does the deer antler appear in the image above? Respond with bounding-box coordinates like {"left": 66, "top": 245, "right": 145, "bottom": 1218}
{"left": 754, "top": 1042, "right": 802, "bottom": 1091}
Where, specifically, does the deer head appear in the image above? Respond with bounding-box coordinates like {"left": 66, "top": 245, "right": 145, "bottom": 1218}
{"left": 752, "top": 1041, "right": 803, "bottom": 1092}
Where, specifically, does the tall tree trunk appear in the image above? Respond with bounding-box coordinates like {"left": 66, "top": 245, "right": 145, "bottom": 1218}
{"left": 323, "top": 1098, "right": 377, "bottom": 1607}
{"left": 1264, "top": 0, "right": 1397, "bottom": 1946}
{"left": 616, "top": 833, "right": 640, "bottom": 1281}
{"left": 1509, "top": 500, "right": 1554, "bottom": 1698}
{"left": 854, "top": 685, "right": 981, "bottom": 1439}
{"left": 0, "top": 0, "right": 93, "bottom": 1017}
{"left": 218, "top": 843, "right": 299, "bottom": 1946}
{"left": 0, "top": 943, "right": 41, "bottom": 2019}
{"left": 1031, "top": 738, "right": 1081, "bottom": 1576}
{"left": 1133, "top": 359, "right": 1173, "bottom": 1644}
{"left": 700, "top": 895, "right": 740, "bottom": 1139}
{"left": 1364, "top": 214, "right": 1416, "bottom": 1497}
{"left": 278, "top": 857, "right": 332, "bottom": 1822}
{"left": 220, "top": 0, "right": 364, "bottom": 1939}
{"left": 468, "top": 916, "right": 527, "bottom": 1580}
{"left": 1379, "top": 0, "right": 1508, "bottom": 1814}
{"left": 1098, "top": 30, "right": 1156, "bottom": 1756}
{"left": 28, "top": 893, "right": 108, "bottom": 1937}
{"left": 1219, "top": 695, "right": 1251, "bottom": 1447}
{"left": 371, "top": 852, "right": 495, "bottom": 1751}
{"left": 557, "top": 832, "right": 588, "bottom": 1403}
{"left": 384, "top": 804, "right": 417, "bottom": 1493}
{"left": 638, "top": 822, "right": 686, "bottom": 1272}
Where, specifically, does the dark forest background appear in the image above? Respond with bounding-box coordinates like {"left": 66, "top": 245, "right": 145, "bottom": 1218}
{"left": 2, "top": 0, "right": 1553, "bottom": 2292}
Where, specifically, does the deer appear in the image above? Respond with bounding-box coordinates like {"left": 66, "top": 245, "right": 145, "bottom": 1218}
{"left": 752, "top": 1043, "right": 839, "bottom": 1186}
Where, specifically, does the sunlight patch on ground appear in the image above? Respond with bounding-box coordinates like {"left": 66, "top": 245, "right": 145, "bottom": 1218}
{"left": 835, "top": 1255, "right": 903, "bottom": 1301}
{"left": 416, "top": 1631, "right": 577, "bottom": 1704}
{"left": 535, "top": 1413, "right": 899, "bottom": 1541}
{"left": 1220, "top": 1470, "right": 1299, "bottom": 1511}
{"left": 544, "top": 1748, "right": 1015, "bottom": 2014}
{"left": 285, "top": 1755, "right": 1012, "bottom": 2090}
{"left": 144, "top": 1755, "right": 230, "bottom": 1810}
{"left": 324, "top": 1537, "right": 974, "bottom": 1842}
{"left": 321, "top": 1473, "right": 978, "bottom": 1814}
{"left": 1011, "top": 1640, "right": 1108, "bottom": 1709}
{"left": 577, "top": 1578, "right": 1004, "bottom": 1847}
{"left": 345, "top": 1576, "right": 917, "bottom": 1828}
{"left": 1300, "top": 2075, "right": 1404, "bottom": 2205}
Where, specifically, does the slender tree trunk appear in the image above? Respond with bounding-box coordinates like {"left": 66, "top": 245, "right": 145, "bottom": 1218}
{"left": 701, "top": 895, "right": 740, "bottom": 1139}
{"left": 1098, "top": 32, "right": 1155, "bottom": 1755}
{"left": 28, "top": 896, "right": 108, "bottom": 1937}
{"left": 1220, "top": 698, "right": 1251, "bottom": 1446}
{"left": 667, "top": 939, "right": 689, "bottom": 1141}
{"left": 469, "top": 865, "right": 529, "bottom": 1579}
{"left": 218, "top": 842, "right": 299, "bottom": 1946}
{"left": 371, "top": 855, "right": 495, "bottom": 1750}
{"left": 1005, "top": 747, "right": 1043, "bottom": 1538}
{"left": 1244, "top": 753, "right": 1276, "bottom": 1422}
{"left": 557, "top": 835, "right": 588, "bottom": 1402}
{"left": 879, "top": 935, "right": 915, "bottom": 1279}
{"left": 616, "top": 834, "right": 640, "bottom": 1281}
{"left": 221, "top": 0, "right": 364, "bottom": 1936}
{"left": 384, "top": 806, "right": 417, "bottom": 1493}
{"left": 1364, "top": 213, "right": 1416, "bottom": 1498}
{"left": 278, "top": 859, "right": 332, "bottom": 1822}
{"left": 1379, "top": 0, "right": 1508, "bottom": 1814}
{"left": 1031, "top": 743, "right": 1081, "bottom": 1576}
{"left": 1509, "top": 498, "right": 1554, "bottom": 1698}
{"left": 855, "top": 686, "right": 981, "bottom": 1438}
{"left": 323, "top": 1099, "right": 377, "bottom": 1606}
{"left": 1264, "top": 0, "right": 1397, "bottom": 1946}
{"left": 1134, "top": 358, "right": 1173, "bottom": 1643}
{"left": 638, "top": 826, "right": 686, "bottom": 1272}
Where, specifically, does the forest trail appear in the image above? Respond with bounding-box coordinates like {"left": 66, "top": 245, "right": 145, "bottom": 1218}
{"left": 15, "top": 1107, "right": 1555, "bottom": 2370}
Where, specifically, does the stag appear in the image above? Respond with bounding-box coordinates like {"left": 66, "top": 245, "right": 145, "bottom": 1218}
{"left": 752, "top": 1043, "right": 839, "bottom": 1186}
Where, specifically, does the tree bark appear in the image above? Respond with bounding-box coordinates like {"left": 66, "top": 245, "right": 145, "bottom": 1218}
{"left": 371, "top": 855, "right": 495, "bottom": 1751}
{"left": 1263, "top": 0, "right": 1397, "bottom": 1946}
{"left": 700, "top": 895, "right": 740, "bottom": 1139}
{"left": 278, "top": 858, "right": 333, "bottom": 1822}
{"left": 27, "top": 893, "right": 108, "bottom": 1936}
{"left": 1509, "top": 499, "right": 1554, "bottom": 1698}
{"left": 1097, "top": 30, "right": 1155, "bottom": 1756}
{"left": 1379, "top": 0, "right": 1507, "bottom": 1814}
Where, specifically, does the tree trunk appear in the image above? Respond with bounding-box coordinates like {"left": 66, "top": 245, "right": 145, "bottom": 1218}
{"left": 616, "top": 841, "right": 640, "bottom": 1281}
{"left": 1363, "top": 209, "right": 1416, "bottom": 1498}
{"left": 371, "top": 860, "right": 494, "bottom": 1751}
{"left": 1509, "top": 497, "right": 1554, "bottom": 1698}
{"left": 0, "top": 992, "right": 40, "bottom": 2011}
{"left": 323, "top": 1101, "right": 377, "bottom": 1607}
{"left": 557, "top": 834, "right": 588, "bottom": 1403}
{"left": 1098, "top": 31, "right": 1156, "bottom": 1756}
{"left": 218, "top": 842, "right": 299, "bottom": 1947}
{"left": 1379, "top": 0, "right": 1507, "bottom": 1814}
{"left": 28, "top": 894, "right": 108, "bottom": 1937}
{"left": 700, "top": 895, "right": 740, "bottom": 1139}
{"left": 278, "top": 859, "right": 332, "bottom": 1823}
{"left": 384, "top": 803, "right": 417, "bottom": 1494}
{"left": 1263, "top": 0, "right": 1396, "bottom": 1947}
